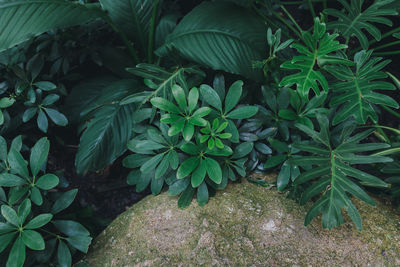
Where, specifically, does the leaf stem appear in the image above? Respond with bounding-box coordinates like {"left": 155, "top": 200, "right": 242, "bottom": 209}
{"left": 373, "top": 50, "right": 400, "bottom": 56}
{"left": 148, "top": 0, "right": 160, "bottom": 63}
{"left": 102, "top": 15, "right": 139, "bottom": 64}
{"left": 372, "top": 40, "right": 400, "bottom": 51}
{"left": 307, "top": 0, "right": 317, "bottom": 18}
{"left": 273, "top": 8, "right": 303, "bottom": 40}
{"left": 380, "top": 105, "right": 400, "bottom": 119}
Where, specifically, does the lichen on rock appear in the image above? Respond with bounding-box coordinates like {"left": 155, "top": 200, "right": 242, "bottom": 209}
{"left": 85, "top": 177, "right": 400, "bottom": 266}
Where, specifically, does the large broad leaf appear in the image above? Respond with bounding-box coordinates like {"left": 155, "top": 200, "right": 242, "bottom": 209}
{"left": 325, "top": 50, "right": 398, "bottom": 125}
{"left": 75, "top": 80, "right": 139, "bottom": 174}
{"left": 64, "top": 76, "right": 118, "bottom": 124}
{"left": 99, "top": 0, "right": 157, "bottom": 56}
{"left": 157, "top": 1, "right": 267, "bottom": 80}
{"left": 325, "top": 0, "right": 397, "bottom": 49}
{"left": 280, "top": 18, "right": 352, "bottom": 100}
{"left": 291, "top": 114, "right": 391, "bottom": 231}
{"left": 0, "top": 0, "right": 100, "bottom": 52}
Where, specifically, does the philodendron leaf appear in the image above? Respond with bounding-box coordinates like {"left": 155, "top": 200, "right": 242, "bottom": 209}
{"left": 280, "top": 18, "right": 353, "bottom": 99}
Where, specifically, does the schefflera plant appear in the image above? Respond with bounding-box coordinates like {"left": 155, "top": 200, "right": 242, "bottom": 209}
{"left": 123, "top": 78, "right": 258, "bottom": 208}
{"left": 0, "top": 137, "right": 91, "bottom": 267}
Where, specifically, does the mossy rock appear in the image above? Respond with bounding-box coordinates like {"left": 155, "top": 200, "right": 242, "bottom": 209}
{"left": 85, "top": 177, "right": 400, "bottom": 266}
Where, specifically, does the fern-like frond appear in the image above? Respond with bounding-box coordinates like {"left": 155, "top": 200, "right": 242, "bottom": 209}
{"left": 280, "top": 18, "right": 352, "bottom": 100}
{"left": 291, "top": 114, "right": 391, "bottom": 230}
{"left": 325, "top": 0, "right": 398, "bottom": 49}
{"left": 325, "top": 50, "right": 398, "bottom": 125}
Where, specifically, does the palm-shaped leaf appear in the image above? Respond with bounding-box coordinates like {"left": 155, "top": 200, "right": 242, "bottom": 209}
{"left": 0, "top": 0, "right": 100, "bottom": 52}
{"left": 325, "top": 50, "right": 398, "bottom": 125}
{"left": 280, "top": 18, "right": 352, "bottom": 99}
{"left": 157, "top": 1, "right": 267, "bottom": 80}
{"left": 324, "top": 0, "right": 398, "bottom": 49}
{"left": 291, "top": 114, "right": 391, "bottom": 230}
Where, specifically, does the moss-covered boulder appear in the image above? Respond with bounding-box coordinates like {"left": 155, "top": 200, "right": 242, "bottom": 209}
{"left": 85, "top": 178, "right": 400, "bottom": 266}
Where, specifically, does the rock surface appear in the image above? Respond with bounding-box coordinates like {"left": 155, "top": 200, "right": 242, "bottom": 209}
{"left": 85, "top": 176, "right": 400, "bottom": 266}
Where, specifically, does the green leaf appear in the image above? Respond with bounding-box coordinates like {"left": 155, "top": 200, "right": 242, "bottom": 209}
{"left": 0, "top": 135, "right": 7, "bottom": 161}
{"left": 277, "top": 161, "right": 291, "bottom": 191}
{"left": 196, "top": 182, "right": 209, "bottom": 206}
{"left": 58, "top": 241, "right": 72, "bottom": 267}
{"left": 0, "top": 97, "right": 15, "bottom": 108}
{"left": 264, "top": 155, "right": 287, "bottom": 169}
{"left": 326, "top": 50, "right": 398, "bottom": 125}
{"left": 168, "top": 178, "right": 190, "bottom": 196}
{"left": 0, "top": 173, "right": 27, "bottom": 187}
{"left": 183, "top": 123, "right": 195, "bottom": 141}
{"left": 178, "top": 185, "right": 195, "bottom": 209}
{"left": 226, "top": 106, "right": 258, "bottom": 119}
{"left": 31, "top": 186, "right": 43, "bottom": 205}
{"left": 7, "top": 237, "right": 25, "bottom": 267}
{"left": 0, "top": 232, "right": 15, "bottom": 253}
{"left": 30, "top": 137, "right": 50, "bottom": 177}
{"left": 99, "top": 0, "right": 156, "bottom": 56}
{"left": 199, "top": 84, "right": 222, "bottom": 111}
{"left": 151, "top": 175, "right": 164, "bottom": 195}
{"left": 150, "top": 97, "right": 181, "bottom": 113}
{"left": 42, "top": 94, "right": 60, "bottom": 106}
{"left": 157, "top": 1, "right": 266, "bottom": 80}
{"left": 66, "top": 235, "right": 92, "bottom": 253}
{"left": 17, "top": 199, "right": 31, "bottom": 225}
{"left": 53, "top": 220, "right": 90, "bottom": 237}
{"left": 155, "top": 156, "right": 170, "bottom": 179}
{"left": 171, "top": 84, "right": 187, "bottom": 111}
{"left": 0, "top": 1, "right": 99, "bottom": 52}
{"left": 37, "top": 109, "right": 48, "bottom": 133}
{"left": 280, "top": 18, "right": 352, "bottom": 99}
{"left": 34, "top": 81, "right": 57, "bottom": 91}
{"left": 22, "top": 230, "right": 44, "bottom": 250}
{"left": 205, "top": 157, "right": 222, "bottom": 184}
{"left": 325, "top": 0, "right": 397, "bottom": 49}
{"left": 36, "top": 174, "right": 59, "bottom": 190}
{"left": 25, "top": 214, "right": 52, "bottom": 229}
{"left": 75, "top": 102, "right": 135, "bottom": 174}
{"left": 232, "top": 142, "right": 254, "bottom": 159}
{"left": 140, "top": 154, "right": 164, "bottom": 174}
{"left": 177, "top": 157, "right": 199, "bottom": 179}
{"left": 188, "top": 87, "right": 199, "bottom": 113}
{"left": 225, "top": 80, "right": 243, "bottom": 113}
{"left": 51, "top": 189, "right": 78, "bottom": 214}
{"left": 22, "top": 107, "right": 37, "bottom": 123}
{"left": 278, "top": 109, "right": 298, "bottom": 120}
{"left": 8, "top": 149, "right": 29, "bottom": 178}
{"left": 191, "top": 159, "right": 207, "bottom": 188}
{"left": 1, "top": 205, "right": 19, "bottom": 226}
{"left": 45, "top": 108, "right": 68, "bottom": 126}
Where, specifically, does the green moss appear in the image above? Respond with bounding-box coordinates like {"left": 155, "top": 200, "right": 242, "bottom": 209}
{"left": 85, "top": 177, "right": 400, "bottom": 266}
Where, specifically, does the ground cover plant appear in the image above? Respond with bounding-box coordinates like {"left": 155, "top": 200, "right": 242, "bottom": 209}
{"left": 0, "top": 0, "right": 400, "bottom": 265}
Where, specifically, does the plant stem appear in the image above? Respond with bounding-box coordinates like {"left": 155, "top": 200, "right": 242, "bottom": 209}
{"left": 373, "top": 50, "right": 400, "bottom": 56}
{"left": 103, "top": 16, "right": 139, "bottom": 64}
{"left": 307, "top": 0, "right": 317, "bottom": 18}
{"left": 280, "top": 5, "right": 303, "bottom": 34}
{"left": 372, "top": 40, "right": 400, "bottom": 51}
{"left": 148, "top": 0, "right": 159, "bottom": 64}
{"left": 251, "top": 3, "right": 291, "bottom": 39}
{"left": 273, "top": 9, "right": 302, "bottom": 40}
{"left": 381, "top": 105, "right": 400, "bottom": 119}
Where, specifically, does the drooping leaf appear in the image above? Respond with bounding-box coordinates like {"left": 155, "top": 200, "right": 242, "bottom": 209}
{"left": 157, "top": 1, "right": 267, "bottom": 80}
{"left": 0, "top": 0, "right": 100, "bottom": 52}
